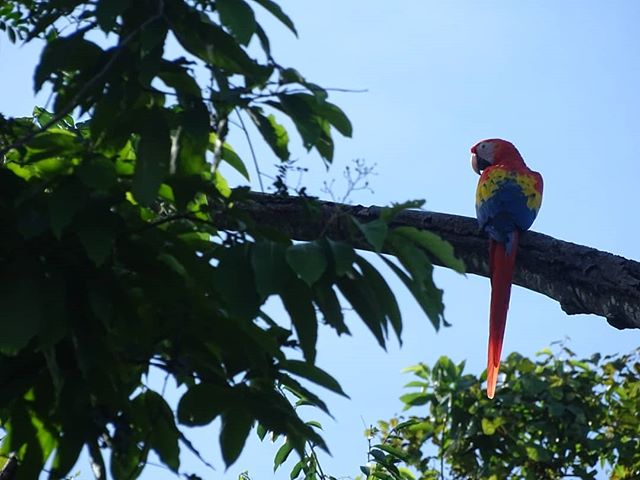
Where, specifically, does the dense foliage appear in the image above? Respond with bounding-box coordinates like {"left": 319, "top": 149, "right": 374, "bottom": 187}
{"left": 0, "top": 1, "right": 464, "bottom": 478}
{"left": 363, "top": 346, "right": 640, "bottom": 480}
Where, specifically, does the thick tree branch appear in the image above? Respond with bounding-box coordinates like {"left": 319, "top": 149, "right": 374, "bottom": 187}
{"left": 224, "top": 193, "right": 640, "bottom": 330}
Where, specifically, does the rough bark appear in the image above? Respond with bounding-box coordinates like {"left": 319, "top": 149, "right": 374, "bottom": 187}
{"left": 221, "top": 193, "right": 640, "bottom": 330}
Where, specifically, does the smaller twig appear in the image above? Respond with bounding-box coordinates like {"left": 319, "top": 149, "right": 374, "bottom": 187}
{"left": 0, "top": 454, "right": 17, "bottom": 480}
{"left": 235, "top": 109, "right": 264, "bottom": 192}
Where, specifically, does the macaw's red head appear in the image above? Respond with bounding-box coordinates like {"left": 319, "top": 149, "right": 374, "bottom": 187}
{"left": 470, "top": 138, "right": 525, "bottom": 175}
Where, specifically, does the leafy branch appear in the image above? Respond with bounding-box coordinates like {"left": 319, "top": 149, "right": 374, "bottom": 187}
{"left": 219, "top": 193, "right": 640, "bottom": 329}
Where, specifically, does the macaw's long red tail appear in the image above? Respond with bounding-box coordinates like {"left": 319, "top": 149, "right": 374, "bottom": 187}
{"left": 486, "top": 232, "right": 519, "bottom": 399}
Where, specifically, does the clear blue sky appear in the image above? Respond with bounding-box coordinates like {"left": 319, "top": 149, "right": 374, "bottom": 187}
{"left": 2, "top": 1, "right": 640, "bottom": 479}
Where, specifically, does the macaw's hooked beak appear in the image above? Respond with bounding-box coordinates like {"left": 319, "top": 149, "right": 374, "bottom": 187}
{"left": 471, "top": 153, "right": 491, "bottom": 175}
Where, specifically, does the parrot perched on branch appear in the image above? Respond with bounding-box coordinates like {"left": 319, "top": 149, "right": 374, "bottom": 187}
{"left": 470, "top": 139, "right": 543, "bottom": 399}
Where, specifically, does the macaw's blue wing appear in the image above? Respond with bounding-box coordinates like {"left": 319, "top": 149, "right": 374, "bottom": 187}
{"left": 476, "top": 174, "right": 539, "bottom": 253}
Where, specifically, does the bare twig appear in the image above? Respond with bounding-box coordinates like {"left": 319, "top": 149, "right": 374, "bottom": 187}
{"left": 235, "top": 109, "right": 265, "bottom": 192}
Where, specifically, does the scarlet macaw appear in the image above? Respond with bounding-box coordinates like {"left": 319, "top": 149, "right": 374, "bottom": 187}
{"left": 470, "top": 139, "right": 543, "bottom": 399}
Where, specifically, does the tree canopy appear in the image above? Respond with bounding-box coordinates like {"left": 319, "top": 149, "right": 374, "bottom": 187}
{"left": 0, "top": 1, "right": 463, "bottom": 478}
{"left": 362, "top": 346, "right": 640, "bottom": 480}
{"left": 1, "top": 2, "right": 637, "bottom": 480}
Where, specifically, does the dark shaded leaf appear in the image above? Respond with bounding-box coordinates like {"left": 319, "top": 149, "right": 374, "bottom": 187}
{"left": 336, "top": 275, "right": 386, "bottom": 348}
{"left": 0, "top": 261, "right": 42, "bottom": 355}
{"left": 355, "top": 219, "right": 388, "bottom": 252}
{"left": 252, "top": 0, "right": 298, "bottom": 35}
{"left": 251, "top": 240, "right": 291, "bottom": 297}
{"left": 312, "top": 280, "right": 348, "bottom": 335}
{"left": 76, "top": 210, "right": 117, "bottom": 266}
{"left": 286, "top": 242, "right": 327, "bottom": 287}
{"left": 132, "top": 110, "right": 171, "bottom": 205}
{"left": 34, "top": 35, "right": 103, "bottom": 90}
{"left": 316, "top": 101, "right": 352, "bottom": 137}
{"left": 395, "top": 226, "right": 465, "bottom": 273}
{"left": 220, "top": 408, "right": 253, "bottom": 467}
{"left": 95, "top": 0, "right": 130, "bottom": 31}
{"left": 214, "top": 245, "right": 261, "bottom": 319}
{"left": 48, "top": 178, "right": 86, "bottom": 237}
{"left": 280, "top": 280, "right": 318, "bottom": 363}
{"left": 77, "top": 157, "right": 117, "bottom": 191}
{"left": 327, "top": 239, "right": 356, "bottom": 276}
{"left": 217, "top": 0, "right": 256, "bottom": 45}
{"left": 279, "top": 359, "right": 348, "bottom": 397}
{"left": 355, "top": 256, "right": 402, "bottom": 340}
{"left": 142, "top": 391, "right": 180, "bottom": 471}
{"left": 177, "top": 383, "right": 229, "bottom": 426}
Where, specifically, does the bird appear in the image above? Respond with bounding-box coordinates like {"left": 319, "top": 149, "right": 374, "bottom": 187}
{"left": 470, "top": 139, "right": 543, "bottom": 399}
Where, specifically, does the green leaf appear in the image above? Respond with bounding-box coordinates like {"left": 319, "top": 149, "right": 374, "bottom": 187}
{"left": 380, "top": 200, "right": 425, "bottom": 222}
{"left": 0, "top": 262, "right": 42, "bottom": 355}
{"left": 316, "top": 101, "right": 352, "bottom": 137}
{"left": 336, "top": 275, "right": 387, "bottom": 348}
{"left": 222, "top": 141, "right": 250, "bottom": 180}
{"left": 167, "top": 2, "right": 268, "bottom": 79}
{"left": 251, "top": 241, "right": 291, "bottom": 297}
{"left": 273, "top": 441, "right": 293, "bottom": 471}
{"left": 76, "top": 210, "right": 117, "bottom": 266}
{"left": 214, "top": 245, "right": 261, "bottom": 319}
{"left": 49, "top": 432, "right": 84, "bottom": 479}
{"left": 526, "top": 445, "right": 551, "bottom": 462}
{"left": 279, "top": 360, "right": 348, "bottom": 397}
{"left": 374, "top": 444, "right": 410, "bottom": 462}
{"left": 48, "top": 179, "right": 86, "bottom": 238}
{"left": 481, "top": 417, "right": 503, "bottom": 435}
{"left": 286, "top": 242, "right": 327, "bottom": 287}
{"left": 383, "top": 233, "right": 445, "bottom": 330}
{"left": 208, "top": 132, "right": 251, "bottom": 180}
{"left": 256, "top": 423, "right": 267, "bottom": 441}
{"left": 217, "top": 0, "right": 257, "bottom": 45}
{"left": 140, "top": 17, "right": 168, "bottom": 55}
{"left": 175, "top": 101, "right": 210, "bottom": 176}
{"left": 95, "top": 0, "right": 130, "bottom": 31}
{"left": 2, "top": 406, "right": 57, "bottom": 479}
{"left": 132, "top": 110, "right": 171, "bottom": 205}
{"left": 158, "top": 60, "right": 202, "bottom": 98}
{"left": 280, "top": 280, "right": 318, "bottom": 363}
{"left": 399, "top": 392, "right": 429, "bottom": 408}
{"left": 355, "top": 219, "right": 388, "bottom": 252}
{"left": 355, "top": 256, "right": 402, "bottom": 340}
{"left": 312, "top": 280, "right": 348, "bottom": 335}
{"left": 214, "top": 170, "right": 232, "bottom": 197}
{"left": 272, "top": 94, "right": 323, "bottom": 153}
{"left": 279, "top": 374, "right": 330, "bottom": 415}
{"left": 394, "top": 226, "right": 465, "bottom": 273}
{"left": 220, "top": 408, "right": 253, "bottom": 467}
{"left": 248, "top": 109, "right": 290, "bottom": 160}
{"left": 177, "top": 383, "right": 229, "bottom": 426}
{"left": 327, "top": 239, "right": 356, "bottom": 276}
{"left": 251, "top": 0, "right": 298, "bottom": 35}
{"left": 143, "top": 392, "right": 180, "bottom": 471}
{"left": 77, "top": 157, "right": 117, "bottom": 191}
{"left": 290, "top": 459, "right": 305, "bottom": 479}
{"left": 34, "top": 35, "right": 103, "bottom": 90}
